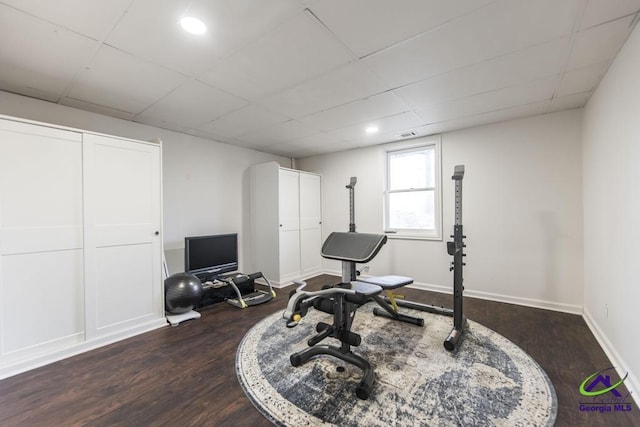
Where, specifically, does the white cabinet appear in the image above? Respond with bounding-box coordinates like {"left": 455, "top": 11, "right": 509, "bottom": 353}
{"left": 0, "top": 116, "right": 165, "bottom": 379}
{"left": 250, "top": 162, "right": 322, "bottom": 286}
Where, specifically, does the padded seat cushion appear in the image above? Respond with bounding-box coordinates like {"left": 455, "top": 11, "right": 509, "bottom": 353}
{"left": 350, "top": 281, "right": 383, "bottom": 296}
{"left": 359, "top": 275, "right": 413, "bottom": 289}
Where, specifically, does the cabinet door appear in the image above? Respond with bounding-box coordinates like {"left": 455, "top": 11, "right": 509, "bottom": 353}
{"left": 0, "top": 119, "right": 84, "bottom": 365}
{"left": 83, "top": 134, "right": 163, "bottom": 339}
{"left": 299, "top": 173, "right": 322, "bottom": 276}
{"left": 278, "top": 170, "right": 300, "bottom": 281}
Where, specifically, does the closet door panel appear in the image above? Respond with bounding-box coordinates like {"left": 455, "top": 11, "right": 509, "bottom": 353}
{"left": 83, "top": 133, "right": 163, "bottom": 338}
{"left": 0, "top": 119, "right": 84, "bottom": 361}
{"left": 278, "top": 170, "right": 300, "bottom": 231}
{"left": 299, "top": 173, "right": 322, "bottom": 276}
{"left": 95, "top": 244, "right": 154, "bottom": 328}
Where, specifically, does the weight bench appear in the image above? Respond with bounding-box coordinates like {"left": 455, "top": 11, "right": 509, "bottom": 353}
{"left": 283, "top": 232, "right": 422, "bottom": 399}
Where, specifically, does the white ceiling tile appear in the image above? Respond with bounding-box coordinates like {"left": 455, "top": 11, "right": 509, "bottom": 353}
{"left": 567, "top": 15, "right": 635, "bottom": 69}
{"left": 580, "top": 0, "right": 640, "bottom": 29}
{"left": 551, "top": 91, "right": 591, "bottom": 110}
{"left": 395, "top": 38, "right": 571, "bottom": 110}
{"left": 105, "top": 0, "right": 219, "bottom": 76}
{"left": 325, "top": 111, "right": 425, "bottom": 144}
{"left": 106, "top": 0, "right": 300, "bottom": 77}
{"left": 415, "top": 75, "right": 560, "bottom": 124}
{"left": 0, "top": 4, "right": 98, "bottom": 101}
{"left": 298, "top": 92, "right": 412, "bottom": 131}
{"left": 362, "top": 0, "right": 584, "bottom": 88}
{"left": 0, "top": 0, "right": 131, "bottom": 41}
{"left": 267, "top": 134, "right": 343, "bottom": 157}
{"left": 290, "top": 131, "right": 347, "bottom": 147}
{"left": 198, "top": 11, "right": 353, "bottom": 99}
{"left": 196, "top": 104, "right": 289, "bottom": 139}
{"left": 135, "top": 80, "right": 248, "bottom": 128}
{"left": 306, "top": 0, "right": 496, "bottom": 57}
{"left": 557, "top": 62, "right": 607, "bottom": 97}
{"left": 426, "top": 101, "right": 553, "bottom": 134}
{"left": 59, "top": 97, "right": 136, "bottom": 120}
{"left": 234, "top": 120, "right": 321, "bottom": 147}
{"left": 259, "top": 61, "right": 388, "bottom": 117}
{"left": 67, "top": 45, "right": 188, "bottom": 114}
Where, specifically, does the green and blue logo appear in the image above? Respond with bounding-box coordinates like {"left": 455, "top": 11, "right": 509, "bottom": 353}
{"left": 578, "top": 367, "right": 634, "bottom": 414}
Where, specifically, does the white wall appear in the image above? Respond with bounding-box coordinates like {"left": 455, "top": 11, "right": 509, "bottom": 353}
{"left": 582, "top": 23, "right": 640, "bottom": 402}
{"left": 0, "top": 90, "right": 290, "bottom": 274}
{"left": 298, "top": 109, "right": 584, "bottom": 313}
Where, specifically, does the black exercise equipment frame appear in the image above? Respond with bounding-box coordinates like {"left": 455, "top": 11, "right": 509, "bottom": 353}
{"left": 387, "top": 165, "right": 467, "bottom": 351}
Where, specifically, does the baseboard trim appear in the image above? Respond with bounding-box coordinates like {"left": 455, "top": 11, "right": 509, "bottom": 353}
{"left": 323, "top": 271, "right": 583, "bottom": 314}
{"left": 582, "top": 308, "right": 639, "bottom": 407}
{"left": 263, "top": 271, "right": 325, "bottom": 289}
{"left": 0, "top": 318, "right": 167, "bottom": 381}
{"left": 410, "top": 282, "right": 583, "bottom": 315}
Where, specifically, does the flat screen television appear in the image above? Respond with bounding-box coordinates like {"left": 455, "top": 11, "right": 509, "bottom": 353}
{"left": 184, "top": 233, "right": 238, "bottom": 279}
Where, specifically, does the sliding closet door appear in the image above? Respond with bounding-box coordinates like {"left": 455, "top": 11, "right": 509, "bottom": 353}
{"left": 0, "top": 119, "right": 85, "bottom": 365}
{"left": 83, "top": 133, "right": 163, "bottom": 340}
{"left": 299, "top": 172, "right": 322, "bottom": 277}
{"left": 278, "top": 169, "right": 301, "bottom": 283}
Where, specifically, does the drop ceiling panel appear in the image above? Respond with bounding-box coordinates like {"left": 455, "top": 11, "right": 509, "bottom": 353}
{"left": 557, "top": 62, "right": 607, "bottom": 97}
{"left": 196, "top": 104, "right": 288, "bottom": 139}
{"left": 418, "top": 101, "right": 554, "bottom": 136}
{"left": 60, "top": 97, "right": 136, "bottom": 120}
{"left": 135, "top": 80, "right": 248, "bottom": 129}
{"left": 325, "top": 111, "right": 425, "bottom": 145}
{"left": 67, "top": 46, "right": 188, "bottom": 114}
{"left": 106, "top": 0, "right": 300, "bottom": 77}
{"left": 298, "top": 92, "right": 412, "bottom": 132}
{"left": 416, "top": 75, "right": 560, "bottom": 124}
{"left": 0, "top": 4, "right": 98, "bottom": 102}
{"left": 395, "top": 38, "right": 571, "bottom": 110}
{"left": 234, "top": 119, "right": 321, "bottom": 147}
{"left": 198, "top": 11, "right": 353, "bottom": 100}
{"left": 362, "top": 0, "right": 584, "bottom": 88}
{"left": 567, "top": 15, "right": 636, "bottom": 70}
{"left": 259, "top": 61, "right": 388, "bottom": 118}
{"left": 580, "top": 0, "right": 640, "bottom": 29}
{"left": 0, "top": 0, "right": 131, "bottom": 41}
{"left": 306, "top": 0, "right": 496, "bottom": 57}
{"left": 266, "top": 131, "right": 348, "bottom": 158}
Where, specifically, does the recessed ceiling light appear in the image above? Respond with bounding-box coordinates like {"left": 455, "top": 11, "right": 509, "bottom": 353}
{"left": 180, "top": 16, "right": 207, "bottom": 35}
{"left": 365, "top": 125, "right": 379, "bottom": 134}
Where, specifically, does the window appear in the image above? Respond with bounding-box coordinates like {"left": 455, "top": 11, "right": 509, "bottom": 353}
{"left": 384, "top": 138, "right": 441, "bottom": 239}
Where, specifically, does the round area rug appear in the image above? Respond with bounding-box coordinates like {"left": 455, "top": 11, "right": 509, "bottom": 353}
{"left": 236, "top": 304, "right": 557, "bottom": 426}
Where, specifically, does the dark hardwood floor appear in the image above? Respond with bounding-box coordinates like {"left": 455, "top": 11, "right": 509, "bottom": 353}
{"left": 0, "top": 275, "right": 637, "bottom": 426}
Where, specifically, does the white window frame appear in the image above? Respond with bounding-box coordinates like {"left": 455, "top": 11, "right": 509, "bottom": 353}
{"left": 383, "top": 137, "right": 442, "bottom": 240}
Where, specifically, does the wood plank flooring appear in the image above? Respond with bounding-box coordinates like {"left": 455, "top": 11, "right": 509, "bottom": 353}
{"left": 0, "top": 275, "right": 638, "bottom": 426}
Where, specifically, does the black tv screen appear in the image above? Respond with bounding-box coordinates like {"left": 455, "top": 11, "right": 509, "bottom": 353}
{"left": 184, "top": 233, "right": 238, "bottom": 277}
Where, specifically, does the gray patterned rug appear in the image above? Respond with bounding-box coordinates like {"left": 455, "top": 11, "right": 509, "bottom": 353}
{"left": 236, "top": 303, "right": 557, "bottom": 426}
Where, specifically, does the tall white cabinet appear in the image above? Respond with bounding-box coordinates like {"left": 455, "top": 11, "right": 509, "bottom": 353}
{"left": 0, "top": 115, "right": 165, "bottom": 379}
{"left": 250, "top": 162, "right": 322, "bottom": 286}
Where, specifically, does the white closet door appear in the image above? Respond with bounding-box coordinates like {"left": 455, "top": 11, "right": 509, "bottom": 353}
{"left": 278, "top": 170, "right": 301, "bottom": 282}
{"left": 299, "top": 173, "right": 322, "bottom": 276}
{"left": 0, "top": 119, "right": 84, "bottom": 362}
{"left": 83, "top": 134, "right": 163, "bottom": 339}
